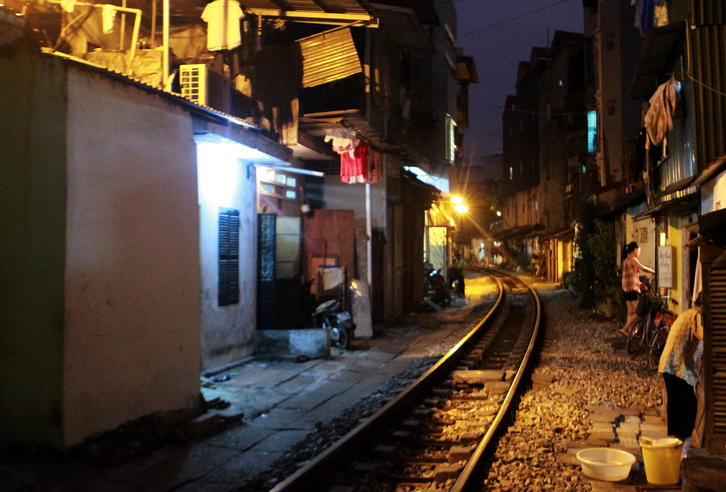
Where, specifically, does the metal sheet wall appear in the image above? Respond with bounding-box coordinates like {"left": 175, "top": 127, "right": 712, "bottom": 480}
{"left": 690, "top": 2, "right": 726, "bottom": 168}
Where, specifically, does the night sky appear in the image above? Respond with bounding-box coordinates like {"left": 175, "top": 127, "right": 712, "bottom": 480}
{"left": 454, "top": 0, "right": 584, "bottom": 179}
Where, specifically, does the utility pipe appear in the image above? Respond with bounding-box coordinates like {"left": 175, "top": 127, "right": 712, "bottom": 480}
{"left": 364, "top": 28, "right": 373, "bottom": 290}
{"left": 120, "top": 0, "right": 126, "bottom": 50}
{"left": 151, "top": 0, "right": 156, "bottom": 47}
{"left": 163, "top": 0, "right": 169, "bottom": 89}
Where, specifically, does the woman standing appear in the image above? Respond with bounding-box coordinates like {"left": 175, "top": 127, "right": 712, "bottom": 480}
{"left": 620, "top": 241, "right": 655, "bottom": 336}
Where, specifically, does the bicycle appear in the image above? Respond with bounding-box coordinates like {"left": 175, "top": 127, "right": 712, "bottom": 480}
{"left": 647, "top": 304, "right": 676, "bottom": 369}
{"left": 626, "top": 290, "right": 677, "bottom": 368}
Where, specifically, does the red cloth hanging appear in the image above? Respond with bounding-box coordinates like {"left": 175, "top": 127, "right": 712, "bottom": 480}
{"left": 340, "top": 141, "right": 369, "bottom": 183}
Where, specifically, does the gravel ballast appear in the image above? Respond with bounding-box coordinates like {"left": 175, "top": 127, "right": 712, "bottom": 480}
{"left": 481, "top": 281, "right": 664, "bottom": 491}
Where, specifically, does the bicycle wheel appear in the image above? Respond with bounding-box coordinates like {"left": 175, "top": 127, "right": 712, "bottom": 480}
{"left": 648, "top": 324, "right": 669, "bottom": 370}
{"left": 627, "top": 316, "right": 648, "bottom": 358}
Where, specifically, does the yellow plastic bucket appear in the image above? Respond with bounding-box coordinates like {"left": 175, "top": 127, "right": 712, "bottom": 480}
{"left": 639, "top": 437, "right": 683, "bottom": 485}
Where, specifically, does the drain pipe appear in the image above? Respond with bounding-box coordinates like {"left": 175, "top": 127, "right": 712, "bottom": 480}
{"left": 364, "top": 27, "right": 373, "bottom": 289}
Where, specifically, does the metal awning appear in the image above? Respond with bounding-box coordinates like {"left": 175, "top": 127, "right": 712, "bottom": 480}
{"left": 633, "top": 193, "right": 697, "bottom": 220}
{"left": 298, "top": 27, "right": 362, "bottom": 88}
{"left": 662, "top": 175, "right": 697, "bottom": 195}
{"left": 542, "top": 226, "right": 575, "bottom": 241}
{"left": 402, "top": 169, "right": 441, "bottom": 206}
{"left": 495, "top": 224, "right": 544, "bottom": 241}
{"left": 598, "top": 191, "right": 647, "bottom": 219}
{"left": 628, "top": 21, "right": 686, "bottom": 100}
{"left": 369, "top": 4, "right": 432, "bottom": 51}
{"left": 300, "top": 109, "right": 402, "bottom": 154}
{"left": 229, "top": 0, "right": 375, "bottom": 24}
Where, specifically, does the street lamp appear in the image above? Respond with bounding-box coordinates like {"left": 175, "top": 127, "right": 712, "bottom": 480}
{"left": 451, "top": 195, "right": 468, "bottom": 213}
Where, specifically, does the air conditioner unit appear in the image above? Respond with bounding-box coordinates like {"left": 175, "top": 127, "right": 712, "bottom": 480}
{"left": 180, "top": 64, "right": 206, "bottom": 105}
{"left": 179, "top": 64, "right": 231, "bottom": 113}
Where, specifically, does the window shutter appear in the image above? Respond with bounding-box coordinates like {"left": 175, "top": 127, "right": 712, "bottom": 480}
{"left": 703, "top": 244, "right": 726, "bottom": 454}
{"left": 218, "top": 209, "right": 240, "bottom": 306}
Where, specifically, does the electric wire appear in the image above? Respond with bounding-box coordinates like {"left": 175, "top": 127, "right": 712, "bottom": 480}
{"left": 685, "top": 71, "right": 726, "bottom": 98}
{"left": 458, "top": 0, "right": 570, "bottom": 38}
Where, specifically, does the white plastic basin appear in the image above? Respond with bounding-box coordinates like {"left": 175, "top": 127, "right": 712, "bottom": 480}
{"left": 576, "top": 447, "right": 636, "bottom": 481}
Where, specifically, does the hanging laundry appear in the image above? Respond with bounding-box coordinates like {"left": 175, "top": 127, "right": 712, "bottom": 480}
{"left": 633, "top": 0, "right": 666, "bottom": 37}
{"left": 101, "top": 5, "right": 116, "bottom": 34}
{"left": 341, "top": 140, "right": 369, "bottom": 183}
{"left": 202, "top": 0, "right": 244, "bottom": 52}
{"left": 644, "top": 80, "right": 681, "bottom": 145}
{"left": 324, "top": 128, "right": 355, "bottom": 153}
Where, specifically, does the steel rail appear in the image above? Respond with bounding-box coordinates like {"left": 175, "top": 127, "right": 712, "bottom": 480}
{"left": 271, "top": 271, "right": 541, "bottom": 492}
{"left": 450, "top": 271, "right": 543, "bottom": 491}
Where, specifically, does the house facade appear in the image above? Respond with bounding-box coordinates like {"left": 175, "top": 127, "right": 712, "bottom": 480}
{"left": 497, "top": 31, "right": 588, "bottom": 281}
{"left": 1, "top": 17, "right": 291, "bottom": 448}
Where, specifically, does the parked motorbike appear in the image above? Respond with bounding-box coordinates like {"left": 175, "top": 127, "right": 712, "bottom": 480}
{"left": 424, "top": 263, "right": 451, "bottom": 307}
{"left": 314, "top": 299, "right": 355, "bottom": 349}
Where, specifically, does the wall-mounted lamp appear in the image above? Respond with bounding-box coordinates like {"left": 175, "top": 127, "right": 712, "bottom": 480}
{"left": 299, "top": 186, "right": 313, "bottom": 217}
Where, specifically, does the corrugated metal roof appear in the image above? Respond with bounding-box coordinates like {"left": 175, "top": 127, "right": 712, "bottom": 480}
{"left": 298, "top": 28, "right": 361, "bottom": 88}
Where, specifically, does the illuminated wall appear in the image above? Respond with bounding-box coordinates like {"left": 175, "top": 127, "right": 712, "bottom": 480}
{"left": 196, "top": 140, "right": 259, "bottom": 369}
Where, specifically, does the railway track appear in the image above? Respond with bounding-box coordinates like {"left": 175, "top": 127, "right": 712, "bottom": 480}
{"left": 271, "top": 271, "right": 542, "bottom": 492}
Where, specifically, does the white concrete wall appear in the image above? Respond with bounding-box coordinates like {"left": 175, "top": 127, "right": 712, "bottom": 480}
{"left": 196, "top": 141, "right": 258, "bottom": 369}
{"left": 701, "top": 168, "right": 726, "bottom": 214}
{"left": 63, "top": 69, "right": 202, "bottom": 446}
